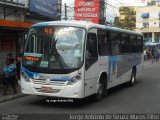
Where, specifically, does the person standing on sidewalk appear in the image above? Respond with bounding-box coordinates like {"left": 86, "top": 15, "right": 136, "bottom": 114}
{"left": 15, "top": 54, "right": 22, "bottom": 85}
{"left": 155, "top": 50, "right": 160, "bottom": 62}
{"left": 2, "top": 58, "right": 17, "bottom": 95}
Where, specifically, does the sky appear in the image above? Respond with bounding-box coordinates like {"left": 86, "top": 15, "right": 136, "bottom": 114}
{"left": 62, "top": 0, "right": 148, "bottom": 21}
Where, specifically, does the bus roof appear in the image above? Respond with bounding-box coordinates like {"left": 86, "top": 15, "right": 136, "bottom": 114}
{"left": 32, "top": 20, "right": 142, "bottom": 36}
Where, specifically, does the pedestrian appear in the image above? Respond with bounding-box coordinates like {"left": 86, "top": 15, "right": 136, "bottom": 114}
{"left": 158, "top": 50, "right": 160, "bottom": 61}
{"left": 2, "top": 58, "right": 17, "bottom": 95}
{"left": 153, "top": 50, "right": 156, "bottom": 63}
{"left": 155, "top": 50, "right": 159, "bottom": 62}
{"left": 144, "top": 50, "right": 147, "bottom": 61}
{"left": 0, "top": 70, "right": 5, "bottom": 86}
{"left": 146, "top": 50, "right": 151, "bottom": 60}
{"left": 16, "top": 54, "right": 22, "bottom": 83}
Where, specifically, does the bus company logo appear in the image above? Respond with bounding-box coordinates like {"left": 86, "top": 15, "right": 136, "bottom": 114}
{"left": 46, "top": 79, "right": 50, "bottom": 84}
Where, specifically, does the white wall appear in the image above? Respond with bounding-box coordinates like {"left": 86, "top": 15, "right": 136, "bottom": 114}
{"left": 136, "top": 6, "right": 160, "bottom": 29}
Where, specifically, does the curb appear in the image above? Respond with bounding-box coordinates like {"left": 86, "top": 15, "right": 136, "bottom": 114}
{"left": 0, "top": 93, "right": 28, "bottom": 103}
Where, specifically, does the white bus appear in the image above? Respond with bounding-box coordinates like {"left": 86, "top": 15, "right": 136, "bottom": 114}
{"left": 21, "top": 21, "right": 143, "bottom": 101}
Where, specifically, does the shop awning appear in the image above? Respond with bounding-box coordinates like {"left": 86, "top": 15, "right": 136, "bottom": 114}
{"left": 0, "top": 20, "right": 33, "bottom": 28}
{"left": 145, "top": 42, "right": 160, "bottom": 46}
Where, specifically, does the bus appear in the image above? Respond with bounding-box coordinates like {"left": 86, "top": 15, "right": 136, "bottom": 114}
{"left": 21, "top": 21, "right": 143, "bottom": 101}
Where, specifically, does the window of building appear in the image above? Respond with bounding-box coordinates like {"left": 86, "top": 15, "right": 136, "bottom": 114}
{"left": 143, "top": 22, "right": 149, "bottom": 28}
{"left": 141, "top": 13, "right": 149, "bottom": 18}
{"left": 158, "top": 12, "right": 160, "bottom": 18}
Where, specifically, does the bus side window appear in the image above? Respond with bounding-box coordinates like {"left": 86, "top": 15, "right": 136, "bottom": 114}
{"left": 121, "top": 33, "right": 130, "bottom": 53}
{"left": 98, "top": 29, "right": 109, "bottom": 56}
{"left": 130, "top": 35, "right": 137, "bottom": 53}
{"left": 109, "top": 31, "right": 120, "bottom": 55}
{"left": 137, "top": 35, "right": 143, "bottom": 52}
{"left": 85, "top": 33, "right": 98, "bottom": 70}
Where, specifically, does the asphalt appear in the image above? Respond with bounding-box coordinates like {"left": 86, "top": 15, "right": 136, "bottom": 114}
{"left": 0, "top": 59, "right": 158, "bottom": 103}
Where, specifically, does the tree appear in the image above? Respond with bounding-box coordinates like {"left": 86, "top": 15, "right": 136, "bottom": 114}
{"left": 118, "top": 7, "right": 136, "bottom": 30}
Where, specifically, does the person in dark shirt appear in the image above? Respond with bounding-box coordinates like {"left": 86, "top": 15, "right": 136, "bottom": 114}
{"left": 2, "top": 58, "right": 17, "bottom": 95}
{"left": 154, "top": 50, "right": 159, "bottom": 62}
{"left": 16, "top": 54, "right": 22, "bottom": 81}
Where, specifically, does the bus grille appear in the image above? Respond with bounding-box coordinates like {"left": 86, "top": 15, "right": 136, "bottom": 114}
{"left": 32, "top": 79, "right": 67, "bottom": 86}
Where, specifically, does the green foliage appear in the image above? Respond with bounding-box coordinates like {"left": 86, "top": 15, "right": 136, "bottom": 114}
{"left": 118, "top": 7, "right": 136, "bottom": 30}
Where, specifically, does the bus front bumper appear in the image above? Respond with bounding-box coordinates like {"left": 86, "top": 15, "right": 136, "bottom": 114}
{"left": 21, "top": 79, "right": 84, "bottom": 99}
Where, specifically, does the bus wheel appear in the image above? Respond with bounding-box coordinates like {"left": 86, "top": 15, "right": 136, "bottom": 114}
{"left": 128, "top": 71, "right": 136, "bottom": 86}
{"left": 93, "top": 82, "right": 104, "bottom": 102}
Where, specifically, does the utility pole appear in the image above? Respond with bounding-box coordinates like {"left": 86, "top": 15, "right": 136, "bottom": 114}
{"left": 57, "top": 0, "right": 62, "bottom": 20}
{"left": 100, "top": 0, "right": 106, "bottom": 25}
{"left": 64, "top": 3, "right": 68, "bottom": 20}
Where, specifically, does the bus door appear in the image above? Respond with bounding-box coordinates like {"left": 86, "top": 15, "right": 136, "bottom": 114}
{"left": 84, "top": 29, "right": 100, "bottom": 97}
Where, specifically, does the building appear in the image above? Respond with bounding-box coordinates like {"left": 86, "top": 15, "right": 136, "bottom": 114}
{"left": 136, "top": 5, "right": 160, "bottom": 43}
{"left": 0, "top": 1, "right": 31, "bottom": 70}
{"left": 0, "top": 0, "right": 61, "bottom": 70}
{"left": 147, "top": 0, "right": 160, "bottom": 6}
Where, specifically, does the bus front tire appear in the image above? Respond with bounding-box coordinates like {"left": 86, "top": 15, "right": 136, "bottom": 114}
{"left": 128, "top": 71, "right": 136, "bottom": 86}
{"left": 93, "top": 82, "right": 104, "bottom": 102}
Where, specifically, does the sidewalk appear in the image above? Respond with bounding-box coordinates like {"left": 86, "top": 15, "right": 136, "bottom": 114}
{"left": 0, "top": 81, "right": 26, "bottom": 103}
{"left": 0, "top": 60, "right": 159, "bottom": 103}
{"left": 143, "top": 59, "right": 160, "bottom": 68}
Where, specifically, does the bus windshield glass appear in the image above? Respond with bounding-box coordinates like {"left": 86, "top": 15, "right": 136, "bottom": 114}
{"left": 23, "top": 26, "right": 85, "bottom": 70}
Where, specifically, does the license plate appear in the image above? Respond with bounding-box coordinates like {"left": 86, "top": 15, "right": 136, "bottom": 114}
{"left": 41, "top": 86, "right": 52, "bottom": 93}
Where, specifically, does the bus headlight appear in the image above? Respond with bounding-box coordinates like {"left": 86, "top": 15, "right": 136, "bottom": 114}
{"left": 21, "top": 72, "right": 30, "bottom": 82}
{"left": 67, "top": 75, "right": 81, "bottom": 85}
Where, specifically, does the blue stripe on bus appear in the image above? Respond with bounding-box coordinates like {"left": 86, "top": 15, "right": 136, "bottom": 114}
{"left": 50, "top": 76, "right": 70, "bottom": 81}
{"left": 21, "top": 66, "right": 39, "bottom": 79}
{"left": 32, "top": 23, "right": 49, "bottom": 27}
{"left": 21, "top": 66, "right": 70, "bottom": 81}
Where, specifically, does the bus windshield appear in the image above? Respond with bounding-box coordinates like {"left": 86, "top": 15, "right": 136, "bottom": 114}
{"left": 23, "top": 26, "right": 85, "bottom": 70}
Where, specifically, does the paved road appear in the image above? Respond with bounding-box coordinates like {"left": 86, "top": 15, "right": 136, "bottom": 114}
{"left": 0, "top": 61, "right": 160, "bottom": 115}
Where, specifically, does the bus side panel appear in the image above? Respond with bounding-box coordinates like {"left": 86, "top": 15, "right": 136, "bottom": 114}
{"left": 108, "top": 53, "right": 143, "bottom": 87}
{"left": 84, "top": 61, "right": 100, "bottom": 97}
{"left": 136, "top": 53, "right": 144, "bottom": 79}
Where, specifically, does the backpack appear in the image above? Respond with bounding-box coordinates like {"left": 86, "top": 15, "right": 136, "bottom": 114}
{"left": 3, "top": 64, "right": 16, "bottom": 78}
